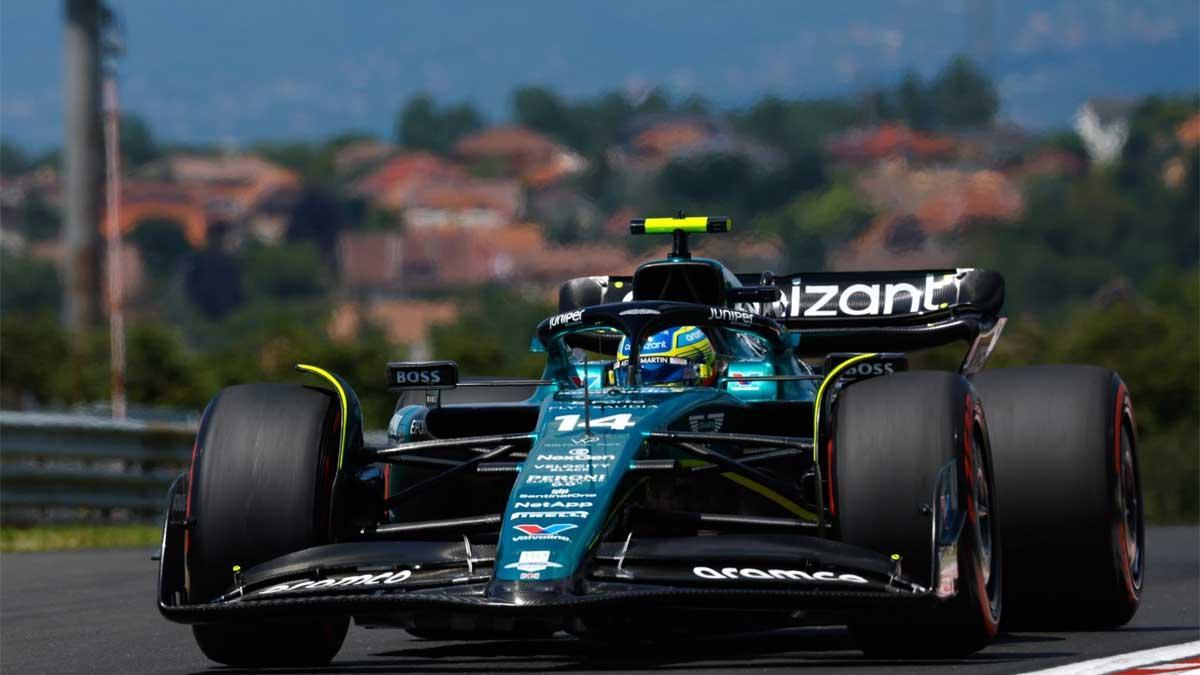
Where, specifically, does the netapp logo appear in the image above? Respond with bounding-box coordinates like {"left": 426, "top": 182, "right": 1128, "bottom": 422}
{"left": 510, "top": 511, "right": 589, "bottom": 519}
{"left": 513, "top": 501, "right": 593, "bottom": 509}
{"left": 693, "top": 566, "right": 868, "bottom": 584}
{"left": 257, "top": 570, "right": 412, "bottom": 595}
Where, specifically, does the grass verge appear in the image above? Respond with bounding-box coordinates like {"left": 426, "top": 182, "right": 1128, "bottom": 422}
{"left": 0, "top": 524, "right": 161, "bottom": 552}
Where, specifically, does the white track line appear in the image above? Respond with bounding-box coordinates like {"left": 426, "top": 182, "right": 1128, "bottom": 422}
{"left": 1022, "top": 640, "right": 1200, "bottom": 675}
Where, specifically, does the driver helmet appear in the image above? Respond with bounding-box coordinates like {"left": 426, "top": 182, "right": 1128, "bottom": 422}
{"left": 614, "top": 326, "right": 717, "bottom": 387}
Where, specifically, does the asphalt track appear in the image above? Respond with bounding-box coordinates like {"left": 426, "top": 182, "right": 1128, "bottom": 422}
{"left": 1, "top": 526, "right": 1196, "bottom": 675}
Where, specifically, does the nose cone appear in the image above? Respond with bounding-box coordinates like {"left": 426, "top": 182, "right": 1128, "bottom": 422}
{"left": 486, "top": 577, "right": 574, "bottom": 605}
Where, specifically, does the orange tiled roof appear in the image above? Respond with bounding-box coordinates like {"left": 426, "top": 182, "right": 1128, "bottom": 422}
{"left": 1177, "top": 113, "right": 1200, "bottom": 148}
{"left": 632, "top": 120, "right": 712, "bottom": 158}
{"left": 354, "top": 152, "right": 464, "bottom": 209}
{"left": 454, "top": 126, "right": 558, "bottom": 159}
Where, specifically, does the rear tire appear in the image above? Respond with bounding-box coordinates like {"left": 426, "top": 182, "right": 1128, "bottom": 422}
{"left": 187, "top": 383, "right": 349, "bottom": 666}
{"left": 972, "top": 365, "right": 1142, "bottom": 630}
{"left": 835, "top": 371, "right": 1001, "bottom": 658}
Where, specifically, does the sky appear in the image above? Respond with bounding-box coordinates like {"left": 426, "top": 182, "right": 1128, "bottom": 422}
{"left": 2, "top": 0, "right": 1197, "bottom": 151}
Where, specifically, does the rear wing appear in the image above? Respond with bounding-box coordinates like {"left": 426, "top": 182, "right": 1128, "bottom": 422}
{"left": 732, "top": 268, "right": 1004, "bottom": 358}
{"left": 560, "top": 268, "right": 1003, "bottom": 360}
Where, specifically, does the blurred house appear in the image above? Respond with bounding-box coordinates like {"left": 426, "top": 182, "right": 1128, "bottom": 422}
{"left": 1074, "top": 98, "right": 1134, "bottom": 164}
{"left": 128, "top": 153, "right": 302, "bottom": 246}
{"left": 333, "top": 139, "right": 395, "bottom": 178}
{"left": 1010, "top": 148, "right": 1087, "bottom": 181}
{"left": 337, "top": 231, "right": 405, "bottom": 294}
{"left": 836, "top": 162, "right": 1023, "bottom": 270}
{"left": 352, "top": 152, "right": 464, "bottom": 212}
{"left": 454, "top": 126, "right": 586, "bottom": 188}
{"left": 329, "top": 298, "right": 458, "bottom": 356}
{"left": 613, "top": 117, "right": 783, "bottom": 171}
{"left": 825, "top": 124, "right": 957, "bottom": 167}
{"left": 404, "top": 178, "right": 523, "bottom": 230}
{"left": 1176, "top": 113, "right": 1200, "bottom": 148}
{"left": 1162, "top": 112, "right": 1200, "bottom": 188}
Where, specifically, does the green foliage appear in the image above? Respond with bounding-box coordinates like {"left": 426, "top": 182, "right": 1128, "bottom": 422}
{"left": 252, "top": 141, "right": 337, "bottom": 184}
{"left": 127, "top": 218, "right": 192, "bottom": 279}
{"left": 731, "top": 96, "right": 860, "bottom": 158}
{"left": 429, "top": 287, "right": 553, "bottom": 379}
{"left": 185, "top": 246, "right": 244, "bottom": 318}
{"left": 929, "top": 56, "right": 998, "bottom": 129}
{"left": 759, "top": 182, "right": 874, "bottom": 270}
{"left": 119, "top": 114, "right": 161, "bottom": 168}
{"left": 241, "top": 242, "right": 331, "bottom": 300}
{"left": 0, "top": 253, "right": 61, "bottom": 315}
{"left": 896, "top": 71, "right": 935, "bottom": 130}
{"left": 19, "top": 191, "right": 61, "bottom": 241}
{"left": 199, "top": 312, "right": 402, "bottom": 424}
{"left": 395, "top": 94, "right": 483, "bottom": 154}
{"left": 0, "top": 312, "right": 69, "bottom": 407}
{"left": 987, "top": 271, "right": 1199, "bottom": 523}
{"left": 0, "top": 138, "right": 30, "bottom": 176}
{"left": 125, "top": 322, "right": 218, "bottom": 408}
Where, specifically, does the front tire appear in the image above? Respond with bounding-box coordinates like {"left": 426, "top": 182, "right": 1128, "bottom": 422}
{"left": 972, "top": 365, "right": 1142, "bottom": 629}
{"left": 186, "top": 383, "right": 349, "bottom": 666}
{"left": 835, "top": 371, "right": 1001, "bottom": 658}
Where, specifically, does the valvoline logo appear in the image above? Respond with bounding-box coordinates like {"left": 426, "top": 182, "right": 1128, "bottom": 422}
{"left": 513, "top": 523, "right": 577, "bottom": 536}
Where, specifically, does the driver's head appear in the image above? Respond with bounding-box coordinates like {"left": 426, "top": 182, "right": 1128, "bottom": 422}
{"left": 614, "top": 326, "right": 717, "bottom": 387}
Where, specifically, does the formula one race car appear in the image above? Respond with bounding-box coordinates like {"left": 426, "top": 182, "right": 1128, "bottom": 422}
{"left": 157, "top": 216, "right": 1143, "bottom": 666}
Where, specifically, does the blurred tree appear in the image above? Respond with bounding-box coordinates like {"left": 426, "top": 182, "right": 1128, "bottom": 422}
{"left": 0, "top": 313, "right": 69, "bottom": 408}
{"left": 19, "top": 190, "right": 61, "bottom": 241}
{"left": 186, "top": 246, "right": 243, "bottom": 318}
{"left": 286, "top": 186, "right": 344, "bottom": 262}
{"left": 252, "top": 140, "right": 349, "bottom": 184}
{"left": 0, "top": 138, "right": 30, "bottom": 176}
{"left": 242, "top": 242, "right": 331, "bottom": 300}
{"left": 930, "top": 56, "right": 997, "bottom": 129}
{"left": 124, "top": 321, "right": 216, "bottom": 408}
{"left": 731, "top": 96, "right": 860, "bottom": 158}
{"left": 759, "top": 182, "right": 874, "bottom": 270}
{"left": 513, "top": 86, "right": 571, "bottom": 140}
{"left": 657, "top": 154, "right": 755, "bottom": 210}
{"left": 897, "top": 70, "right": 934, "bottom": 130}
{"left": 429, "top": 287, "right": 552, "bottom": 379}
{"left": 0, "top": 253, "right": 62, "bottom": 314}
{"left": 119, "top": 113, "right": 161, "bottom": 168}
{"left": 127, "top": 217, "right": 192, "bottom": 279}
{"left": 395, "top": 94, "right": 483, "bottom": 154}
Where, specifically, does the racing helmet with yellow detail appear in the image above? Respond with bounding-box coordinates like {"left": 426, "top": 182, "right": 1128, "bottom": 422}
{"left": 613, "top": 325, "right": 718, "bottom": 387}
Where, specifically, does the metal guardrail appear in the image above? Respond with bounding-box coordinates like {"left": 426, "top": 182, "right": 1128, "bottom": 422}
{"left": 0, "top": 411, "right": 197, "bottom": 517}
{"left": 0, "top": 411, "right": 393, "bottom": 520}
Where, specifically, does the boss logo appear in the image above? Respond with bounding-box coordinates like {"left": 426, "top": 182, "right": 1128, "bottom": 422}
{"left": 387, "top": 361, "right": 458, "bottom": 390}
{"left": 397, "top": 370, "right": 441, "bottom": 384}
{"left": 842, "top": 362, "right": 896, "bottom": 377}
{"left": 823, "top": 353, "right": 908, "bottom": 381}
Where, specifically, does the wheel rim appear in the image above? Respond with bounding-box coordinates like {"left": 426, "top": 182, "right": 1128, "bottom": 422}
{"left": 1117, "top": 426, "right": 1143, "bottom": 589}
{"left": 970, "top": 427, "right": 995, "bottom": 591}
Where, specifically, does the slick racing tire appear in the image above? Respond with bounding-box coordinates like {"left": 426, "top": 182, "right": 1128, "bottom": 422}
{"left": 836, "top": 371, "right": 1001, "bottom": 658}
{"left": 187, "top": 383, "right": 348, "bottom": 667}
{"left": 971, "top": 365, "right": 1142, "bottom": 630}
